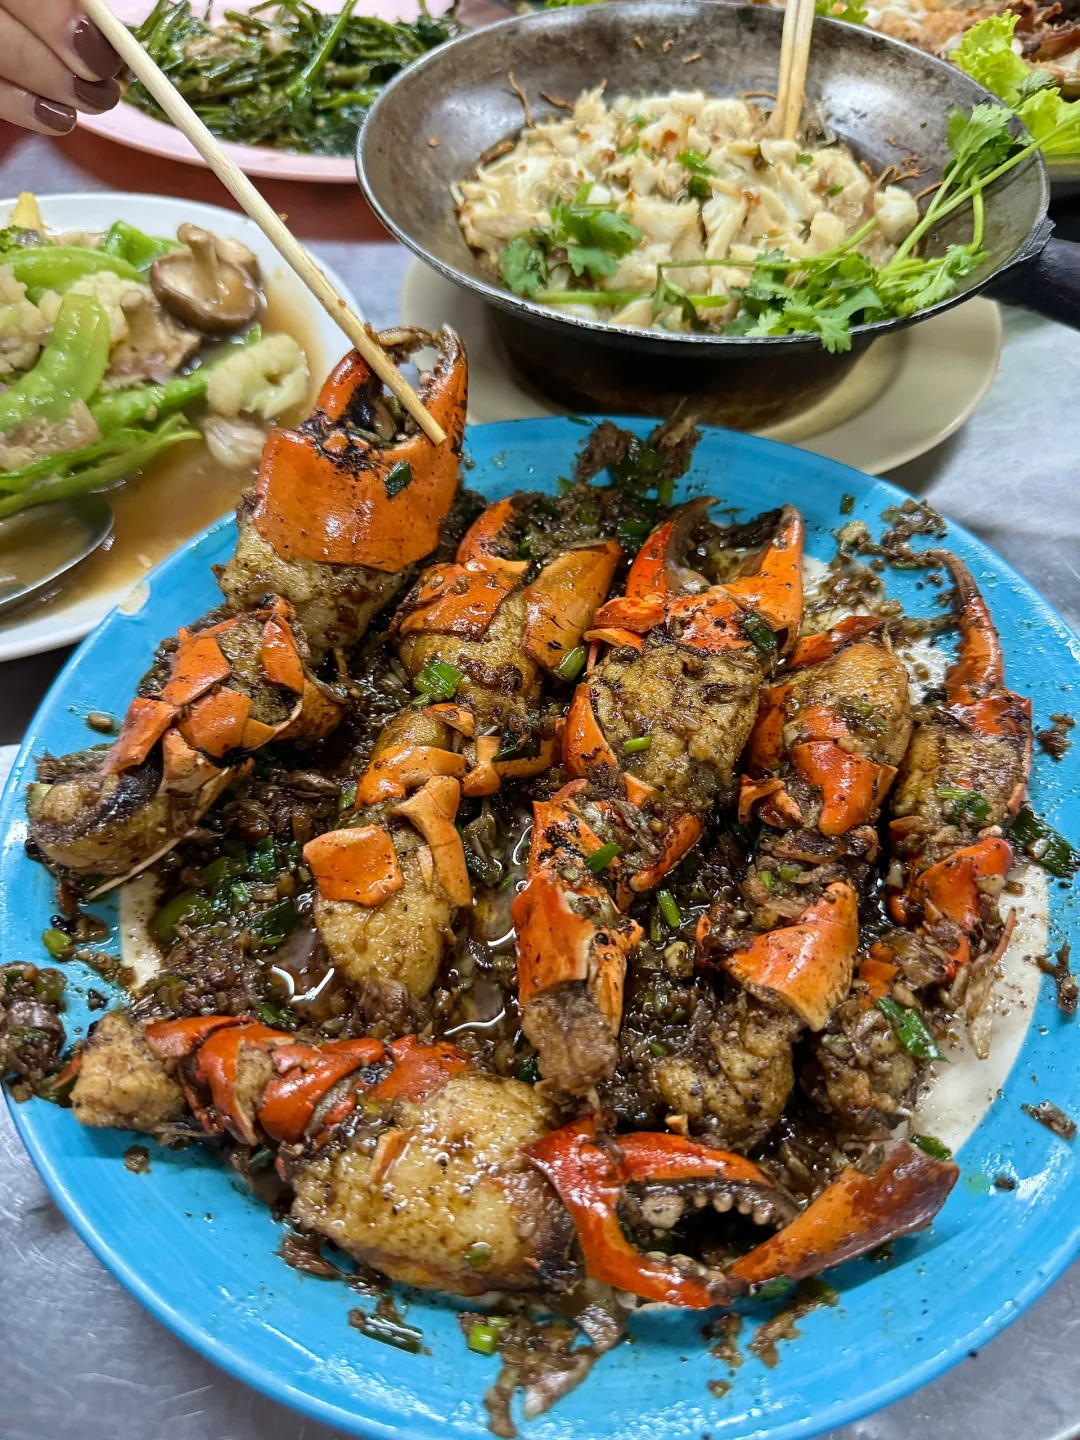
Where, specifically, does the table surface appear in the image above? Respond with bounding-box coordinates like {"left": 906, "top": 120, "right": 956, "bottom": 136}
{"left": 2, "top": 120, "right": 1080, "bottom": 1440}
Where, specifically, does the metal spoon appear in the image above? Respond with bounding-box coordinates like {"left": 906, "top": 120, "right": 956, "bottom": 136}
{"left": 0, "top": 497, "right": 114, "bottom": 617}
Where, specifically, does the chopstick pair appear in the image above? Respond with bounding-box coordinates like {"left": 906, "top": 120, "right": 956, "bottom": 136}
{"left": 772, "top": 0, "right": 816, "bottom": 142}
{"left": 80, "top": 0, "right": 447, "bottom": 446}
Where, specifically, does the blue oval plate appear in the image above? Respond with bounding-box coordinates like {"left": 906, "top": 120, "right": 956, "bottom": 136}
{"left": 3, "top": 419, "right": 1079, "bottom": 1440}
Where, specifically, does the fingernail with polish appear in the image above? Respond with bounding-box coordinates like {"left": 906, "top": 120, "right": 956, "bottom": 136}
{"left": 71, "top": 17, "right": 123, "bottom": 79}
{"left": 34, "top": 98, "right": 77, "bottom": 134}
{"left": 72, "top": 76, "right": 121, "bottom": 112}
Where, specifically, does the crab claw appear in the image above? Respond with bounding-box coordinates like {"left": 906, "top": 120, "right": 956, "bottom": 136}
{"left": 888, "top": 834, "right": 1013, "bottom": 974}
{"left": 524, "top": 1119, "right": 739, "bottom": 1308}
{"left": 514, "top": 786, "right": 642, "bottom": 1093}
{"left": 259, "top": 1037, "right": 387, "bottom": 1144}
{"left": 728, "top": 1141, "right": 958, "bottom": 1291}
{"left": 523, "top": 540, "right": 622, "bottom": 675}
{"left": 722, "top": 505, "right": 804, "bottom": 653}
{"left": 249, "top": 328, "right": 466, "bottom": 571}
{"left": 723, "top": 882, "right": 859, "bottom": 1031}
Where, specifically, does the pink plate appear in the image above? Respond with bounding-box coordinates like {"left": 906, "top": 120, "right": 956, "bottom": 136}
{"left": 78, "top": 0, "right": 489, "bottom": 183}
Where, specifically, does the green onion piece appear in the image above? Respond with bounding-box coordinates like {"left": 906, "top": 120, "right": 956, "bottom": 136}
{"left": 1007, "top": 806, "right": 1080, "bottom": 879}
{"left": 876, "top": 996, "right": 944, "bottom": 1061}
{"left": 936, "top": 786, "right": 991, "bottom": 824}
{"left": 839, "top": 492, "right": 855, "bottom": 514}
{"left": 556, "top": 645, "right": 587, "bottom": 681}
{"left": 657, "top": 889, "right": 682, "bottom": 928}
{"left": 150, "top": 889, "right": 213, "bottom": 941}
{"left": 41, "top": 927, "right": 73, "bottom": 959}
{"left": 414, "top": 659, "right": 462, "bottom": 701}
{"left": 649, "top": 1039, "right": 668, "bottom": 1057}
{"left": 258, "top": 1000, "right": 292, "bottom": 1028}
{"left": 586, "top": 841, "right": 622, "bottom": 874}
{"left": 467, "top": 1319, "right": 508, "bottom": 1356}
{"left": 827, "top": 184, "right": 845, "bottom": 197}
{"left": 753, "top": 1276, "right": 795, "bottom": 1301}
{"left": 249, "top": 898, "right": 299, "bottom": 950}
{"left": 649, "top": 904, "right": 666, "bottom": 946}
{"left": 796, "top": 152, "right": 813, "bottom": 165}
{"left": 467, "top": 1241, "right": 492, "bottom": 1269}
{"left": 249, "top": 837, "right": 278, "bottom": 879}
{"left": 350, "top": 1310, "right": 424, "bottom": 1354}
{"left": 229, "top": 882, "right": 251, "bottom": 912}
{"left": 199, "top": 855, "right": 234, "bottom": 886}
{"left": 624, "top": 735, "right": 651, "bottom": 754}
{"left": 687, "top": 174, "right": 710, "bottom": 199}
{"left": 516, "top": 1054, "right": 540, "bottom": 1085}
{"left": 758, "top": 869, "right": 775, "bottom": 892}
{"left": 777, "top": 863, "right": 803, "bottom": 883}
{"left": 338, "top": 780, "right": 358, "bottom": 812}
{"left": 656, "top": 475, "right": 675, "bottom": 507}
{"left": 384, "top": 460, "right": 413, "bottom": 497}
{"left": 910, "top": 1133, "right": 953, "bottom": 1160}
{"left": 742, "top": 609, "right": 778, "bottom": 653}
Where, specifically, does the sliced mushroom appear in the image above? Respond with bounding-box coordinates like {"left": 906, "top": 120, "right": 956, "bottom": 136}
{"left": 149, "top": 224, "right": 261, "bottom": 333}
{"left": 106, "top": 291, "right": 201, "bottom": 386}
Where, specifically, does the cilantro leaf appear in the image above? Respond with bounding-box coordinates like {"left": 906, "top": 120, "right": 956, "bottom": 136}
{"left": 815, "top": 0, "right": 867, "bottom": 20}
{"left": 676, "top": 147, "right": 716, "bottom": 176}
{"left": 945, "top": 102, "right": 1016, "bottom": 185}
{"left": 553, "top": 202, "right": 642, "bottom": 257}
{"left": 652, "top": 273, "right": 702, "bottom": 329}
{"left": 881, "top": 244, "right": 985, "bottom": 314}
{"left": 500, "top": 233, "right": 551, "bottom": 298}
{"left": 565, "top": 243, "right": 618, "bottom": 280}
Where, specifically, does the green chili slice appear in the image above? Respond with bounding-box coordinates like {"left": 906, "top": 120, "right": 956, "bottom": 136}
{"left": 876, "top": 996, "right": 944, "bottom": 1062}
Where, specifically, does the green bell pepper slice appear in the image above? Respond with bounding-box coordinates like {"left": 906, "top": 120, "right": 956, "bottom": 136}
{"left": 0, "top": 292, "right": 111, "bottom": 435}
{"left": 1, "top": 245, "right": 141, "bottom": 299}
{"left": 101, "top": 220, "right": 181, "bottom": 272}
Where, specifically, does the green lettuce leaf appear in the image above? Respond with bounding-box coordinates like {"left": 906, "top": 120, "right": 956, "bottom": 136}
{"left": 954, "top": 14, "right": 1080, "bottom": 155}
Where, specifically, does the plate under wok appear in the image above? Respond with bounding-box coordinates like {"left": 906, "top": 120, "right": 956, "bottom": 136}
{"left": 2, "top": 420, "right": 1079, "bottom": 1440}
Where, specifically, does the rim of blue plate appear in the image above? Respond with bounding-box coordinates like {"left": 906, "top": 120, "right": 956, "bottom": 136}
{"left": 3, "top": 416, "right": 1079, "bottom": 1440}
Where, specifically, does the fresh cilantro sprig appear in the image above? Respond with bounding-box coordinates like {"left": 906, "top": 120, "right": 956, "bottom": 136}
{"left": 499, "top": 183, "right": 642, "bottom": 297}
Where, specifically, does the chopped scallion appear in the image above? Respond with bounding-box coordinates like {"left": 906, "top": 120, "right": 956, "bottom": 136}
{"left": 657, "top": 889, "right": 682, "bottom": 928}
{"left": 624, "top": 735, "right": 651, "bottom": 754}
{"left": 41, "top": 927, "right": 73, "bottom": 959}
{"left": 467, "top": 1317, "right": 510, "bottom": 1355}
{"left": 586, "top": 841, "right": 622, "bottom": 873}
{"left": 910, "top": 1133, "right": 953, "bottom": 1160}
{"left": 556, "top": 645, "right": 587, "bottom": 681}
{"left": 876, "top": 996, "right": 944, "bottom": 1062}
{"left": 414, "top": 659, "right": 462, "bottom": 702}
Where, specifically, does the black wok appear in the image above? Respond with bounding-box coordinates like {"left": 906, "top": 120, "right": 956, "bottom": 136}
{"left": 358, "top": 1, "right": 1079, "bottom": 428}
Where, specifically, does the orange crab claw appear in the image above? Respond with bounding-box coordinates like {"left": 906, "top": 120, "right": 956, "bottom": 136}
{"left": 461, "top": 734, "right": 501, "bottom": 798}
{"left": 590, "top": 595, "right": 667, "bottom": 635}
{"left": 790, "top": 742, "right": 898, "bottom": 837}
{"left": 583, "top": 626, "right": 644, "bottom": 651}
{"left": 787, "top": 616, "right": 884, "bottom": 671}
{"left": 394, "top": 775, "right": 471, "bottom": 905}
{"left": 177, "top": 687, "right": 252, "bottom": 759}
{"left": 728, "top": 1142, "right": 958, "bottom": 1290}
{"left": 615, "top": 1131, "right": 780, "bottom": 1189}
{"left": 258, "top": 1037, "right": 386, "bottom": 1143}
{"left": 456, "top": 496, "right": 529, "bottom": 582}
{"left": 629, "top": 813, "right": 704, "bottom": 892}
{"left": 858, "top": 955, "right": 899, "bottom": 1000}
{"left": 493, "top": 729, "right": 563, "bottom": 782}
{"left": 274, "top": 679, "right": 342, "bottom": 743}
{"left": 665, "top": 588, "right": 754, "bottom": 655}
{"left": 395, "top": 564, "right": 517, "bottom": 641}
{"left": 564, "top": 684, "right": 621, "bottom": 781}
{"left": 103, "top": 697, "right": 179, "bottom": 773}
{"left": 144, "top": 1014, "right": 248, "bottom": 1060}
{"left": 355, "top": 742, "right": 467, "bottom": 807}
{"left": 159, "top": 628, "right": 232, "bottom": 707}
{"left": 890, "top": 835, "right": 1013, "bottom": 970}
{"left": 724, "top": 881, "right": 859, "bottom": 1030}
{"left": 745, "top": 681, "right": 795, "bottom": 772}
{"left": 261, "top": 616, "right": 306, "bottom": 693}
{"left": 374, "top": 1034, "right": 470, "bottom": 1103}
{"left": 513, "top": 866, "right": 639, "bottom": 1026}
{"left": 303, "top": 826, "right": 404, "bottom": 906}
{"left": 722, "top": 505, "right": 804, "bottom": 651}
{"left": 738, "top": 776, "right": 803, "bottom": 828}
{"left": 523, "top": 540, "right": 622, "bottom": 674}
{"left": 524, "top": 1119, "right": 728, "bottom": 1309}
{"left": 193, "top": 1022, "right": 294, "bottom": 1145}
{"left": 250, "top": 329, "right": 466, "bottom": 571}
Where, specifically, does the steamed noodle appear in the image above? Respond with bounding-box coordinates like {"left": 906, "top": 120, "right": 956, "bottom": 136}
{"left": 455, "top": 87, "right": 920, "bottom": 332}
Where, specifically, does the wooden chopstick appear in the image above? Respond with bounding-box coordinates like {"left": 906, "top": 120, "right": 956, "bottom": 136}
{"left": 81, "top": 0, "right": 447, "bottom": 446}
{"left": 771, "top": 0, "right": 816, "bottom": 141}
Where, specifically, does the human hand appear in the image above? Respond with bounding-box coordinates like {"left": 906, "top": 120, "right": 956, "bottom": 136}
{"left": 0, "top": 0, "right": 122, "bottom": 136}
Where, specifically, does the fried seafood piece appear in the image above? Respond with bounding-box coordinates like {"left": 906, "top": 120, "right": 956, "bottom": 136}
{"left": 878, "top": 553, "right": 1033, "bottom": 994}
{"left": 649, "top": 992, "right": 802, "bottom": 1150}
{"left": 219, "top": 328, "right": 467, "bottom": 659}
{"left": 290, "top": 1068, "right": 574, "bottom": 1295}
{"left": 70, "top": 1011, "right": 185, "bottom": 1133}
{"left": 802, "top": 990, "right": 920, "bottom": 1135}
{"left": 393, "top": 494, "right": 620, "bottom": 738}
{"left": 526, "top": 1120, "right": 957, "bottom": 1309}
{"left": 27, "top": 601, "right": 340, "bottom": 886}
{"left": 570, "top": 501, "right": 805, "bottom": 815}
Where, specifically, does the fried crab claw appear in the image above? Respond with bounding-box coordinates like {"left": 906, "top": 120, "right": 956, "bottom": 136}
{"left": 73, "top": 1013, "right": 574, "bottom": 1296}
{"left": 525, "top": 1121, "right": 956, "bottom": 1310}
{"left": 250, "top": 328, "right": 466, "bottom": 571}
{"left": 564, "top": 503, "right": 805, "bottom": 823}
{"left": 393, "top": 494, "right": 621, "bottom": 750}
{"left": 219, "top": 329, "right": 468, "bottom": 659}
{"left": 513, "top": 783, "right": 644, "bottom": 1094}
{"left": 880, "top": 552, "right": 1032, "bottom": 985}
{"left": 26, "top": 601, "right": 341, "bottom": 890}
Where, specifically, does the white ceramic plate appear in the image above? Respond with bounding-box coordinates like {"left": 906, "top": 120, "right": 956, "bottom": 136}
{"left": 400, "top": 257, "right": 1003, "bottom": 476}
{"left": 77, "top": 0, "right": 474, "bottom": 183}
{"left": 0, "top": 192, "right": 358, "bottom": 664}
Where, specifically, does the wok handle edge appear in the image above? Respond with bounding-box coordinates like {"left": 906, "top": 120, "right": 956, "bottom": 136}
{"left": 986, "top": 227, "right": 1080, "bottom": 329}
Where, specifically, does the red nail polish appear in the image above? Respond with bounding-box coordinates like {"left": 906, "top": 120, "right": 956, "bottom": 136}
{"left": 71, "top": 17, "right": 123, "bottom": 79}
{"left": 33, "top": 98, "right": 77, "bottom": 134}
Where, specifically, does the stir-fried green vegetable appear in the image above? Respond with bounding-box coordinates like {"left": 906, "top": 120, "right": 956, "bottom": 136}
{"left": 125, "top": 0, "right": 460, "bottom": 157}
